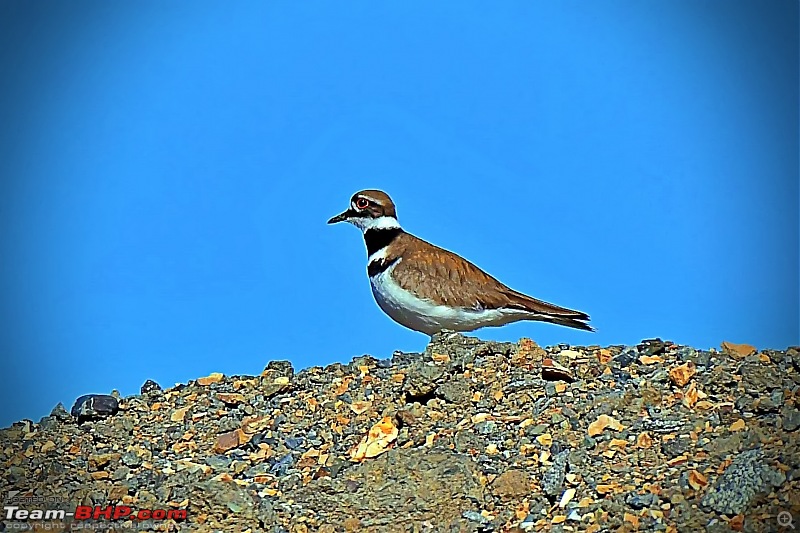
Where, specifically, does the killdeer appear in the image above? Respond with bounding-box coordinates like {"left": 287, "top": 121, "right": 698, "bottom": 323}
{"left": 328, "top": 190, "right": 593, "bottom": 335}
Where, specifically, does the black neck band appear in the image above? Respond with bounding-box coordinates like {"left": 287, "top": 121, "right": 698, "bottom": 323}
{"left": 364, "top": 228, "right": 401, "bottom": 257}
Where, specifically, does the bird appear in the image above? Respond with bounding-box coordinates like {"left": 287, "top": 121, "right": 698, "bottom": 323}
{"left": 327, "top": 189, "right": 593, "bottom": 335}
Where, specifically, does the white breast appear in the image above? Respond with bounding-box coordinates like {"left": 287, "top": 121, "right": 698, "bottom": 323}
{"left": 368, "top": 259, "right": 528, "bottom": 335}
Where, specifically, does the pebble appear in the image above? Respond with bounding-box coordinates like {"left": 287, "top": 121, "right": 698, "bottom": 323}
{"left": 541, "top": 449, "right": 570, "bottom": 497}
{"left": 783, "top": 407, "right": 800, "bottom": 431}
{"left": 462, "top": 510, "right": 491, "bottom": 524}
{"left": 474, "top": 421, "right": 498, "bottom": 435}
{"left": 270, "top": 454, "right": 295, "bottom": 476}
{"left": 121, "top": 451, "right": 142, "bottom": 467}
{"left": 284, "top": 437, "right": 305, "bottom": 449}
{"left": 205, "top": 455, "right": 233, "bottom": 469}
{"left": 626, "top": 491, "right": 660, "bottom": 509}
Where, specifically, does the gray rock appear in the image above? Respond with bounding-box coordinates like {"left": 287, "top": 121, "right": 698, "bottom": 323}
{"left": 662, "top": 437, "right": 691, "bottom": 458}
{"left": 436, "top": 381, "right": 470, "bottom": 404}
{"left": 111, "top": 466, "right": 130, "bottom": 481}
{"left": 37, "top": 416, "right": 58, "bottom": 431}
{"left": 542, "top": 449, "right": 570, "bottom": 497}
{"left": 269, "top": 454, "right": 295, "bottom": 476}
{"left": 739, "top": 362, "right": 781, "bottom": 391}
{"left": 701, "top": 449, "right": 786, "bottom": 514}
{"left": 526, "top": 424, "right": 550, "bottom": 437}
{"left": 649, "top": 369, "right": 670, "bottom": 383}
{"left": 191, "top": 479, "right": 257, "bottom": 518}
{"left": 613, "top": 347, "right": 639, "bottom": 367}
{"left": 474, "top": 421, "right": 498, "bottom": 435}
{"left": 403, "top": 361, "right": 445, "bottom": 399}
{"left": 626, "top": 491, "right": 660, "bottom": 509}
{"left": 349, "top": 355, "right": 377, "bottom": 370}
{"left": 506, "top": 379, "right": 540, "bottom": 392}
{"left": 284, "top": 437, "right": 305, "bottom": 450}
{"left": 454, "top": 430, "right": 484, "bottom": 453}
{"left": 121, "top": 451, "right": 142, "bottom": 467}
{"left": 375, "top": 357, "right": 393, "bottom": 368}
{"left": 50, "top": 403, "right": 71, "bottom": 421}
{"left": 205, "top": 455, "right": 233, "bottom": 469}
{"left": 783, "top": 407, "right": 800, "bottom": 431}
{"left": 462, "top": 510, "right": 491, "bottom": 524}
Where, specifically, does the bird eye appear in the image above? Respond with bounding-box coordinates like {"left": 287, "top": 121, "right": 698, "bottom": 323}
{"left": 355, "top": 198, "right": 369, "bottom": 209}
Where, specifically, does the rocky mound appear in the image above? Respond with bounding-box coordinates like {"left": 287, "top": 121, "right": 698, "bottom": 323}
{"left": 1, "top": 333, "right": 799, "bottom": 532}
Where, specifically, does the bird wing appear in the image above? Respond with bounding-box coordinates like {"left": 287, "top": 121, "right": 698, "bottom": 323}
{"left": 390, "top": 234, "right": 590, "bottom": 322}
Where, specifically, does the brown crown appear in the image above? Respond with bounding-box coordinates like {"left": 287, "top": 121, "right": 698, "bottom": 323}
{"left": 351, "top": 190, "right": 397, "bottom": 219}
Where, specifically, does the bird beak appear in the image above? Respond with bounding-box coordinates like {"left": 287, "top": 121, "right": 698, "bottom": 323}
{"left": 327, "top": 209, "right": 352, "bottom": 224}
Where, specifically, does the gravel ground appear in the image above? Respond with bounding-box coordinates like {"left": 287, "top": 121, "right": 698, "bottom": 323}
{"left": 1, "top": 332, "right": 799, "bottom": 532}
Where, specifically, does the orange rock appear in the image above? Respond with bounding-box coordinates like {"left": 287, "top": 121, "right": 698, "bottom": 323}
{"left": 431, "top": 352, "right": 451, "bottom": 363}
{"left": 688, "top": 470, "right": 707, "bottom": 490}
{"left": 197, "top": 372, "right": 224, "bottom": 386}
{"left": 217, "top": 393, "right": 246, "bottom": 405}
{"left": 729, "top": 419, "right": 746, "bottom": 432}
{"left": 636, "top": 432, "right": 653, "bottom": 448}
{"left": 213, "top": 430, "right": 240, "bottom": 453}
{"left": 241, "top": 415, "right": 270, "bottom": 434}
{"left": 170, "top": 407, "right": 189, "bottom": 422}
{"left": 669, "top": 361, "right": 696, "bottom": 386}
{"left": 596, "top": 484, "right": 617, "bottom": 495}
{"left": 682, "top": 383, "right": 699, "bottom": 408}
{"left": 639, "top": 355, "right": 663, "bottom": 365}
{"left": 588, "top": 414, "right": 625, "bottom": 436}
{"left": 349, "top": 401, "right": 371, "bottom": 415}
{"left": 349, "top": 416, "right": 398, "bottom": 461}
{"left": 721, "top": 341, "right": 756, "bottom": 359}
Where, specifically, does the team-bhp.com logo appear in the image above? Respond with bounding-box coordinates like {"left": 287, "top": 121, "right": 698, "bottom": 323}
{"left": 4, "top": 505, "right": 186, "bottom": 521}
{"left": 4, "top": 491, "right": 186, "bottom": 526}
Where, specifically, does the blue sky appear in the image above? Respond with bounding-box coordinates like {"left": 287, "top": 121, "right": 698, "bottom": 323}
{"left": 1, "top": 2, "right": 797, "bottom": 427}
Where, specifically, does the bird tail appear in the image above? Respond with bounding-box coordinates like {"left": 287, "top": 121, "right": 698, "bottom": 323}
{"left": 539, "top": 312, "right": 594, "bottom": 332}
{"left": 505, "top": 290, "right": 594, "bottom": 332}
